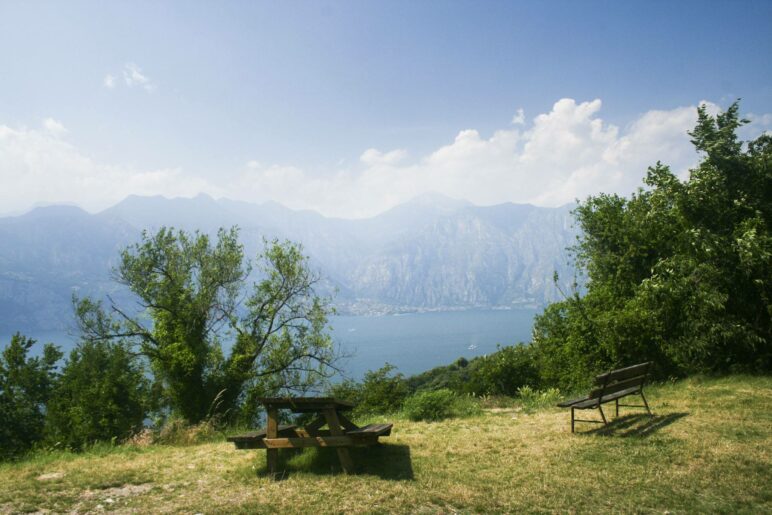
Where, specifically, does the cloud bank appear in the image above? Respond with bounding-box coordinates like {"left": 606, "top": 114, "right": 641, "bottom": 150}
{"left": 2, "top": 99, "right": 769, "bottom": 218}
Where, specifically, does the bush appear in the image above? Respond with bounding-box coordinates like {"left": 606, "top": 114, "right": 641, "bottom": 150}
{"left": 0, "top": 333, "right": 61, "bottom": 460}
{"left": 45, "top": 340, "right": 149, "bottom": 450}
{"left": 153, "top": 416, "right": 222, "bottom": 446}
{"left": 466, "top": 344, "right": 540, "bottom": 396}
{"left": 515, "top": 385, "right": 562, "bottom": 412}
{"left": 402, "top": 388, "right": 480, "bottom": 422}
{"left": 405, "top": 357, "right": 472, "bottom": 393}
{"left": 329, "top": 364, "right": 409, "bottom": 416}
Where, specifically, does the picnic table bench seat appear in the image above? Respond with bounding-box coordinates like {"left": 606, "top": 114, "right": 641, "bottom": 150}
{"left": 227, "top": 424, "right": 297, "bottom": 449}
{"left": 228, "top": 397, "right": 393, "bottom": 477}
{"left": 557, "top": 362, "right": 653, "bottom": 432}
{"left": 347, "top": 423, "right": 393, "bottom": 437}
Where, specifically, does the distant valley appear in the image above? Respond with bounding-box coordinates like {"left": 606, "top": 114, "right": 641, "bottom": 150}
{"left": 0, "top": 193, "right": 578, "bottom": 333}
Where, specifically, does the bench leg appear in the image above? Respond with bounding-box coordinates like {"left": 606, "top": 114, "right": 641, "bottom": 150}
{"left": 640, "top": 391, "right": 652, "bottom": 416}
{"left": 266, "top": 407, "right": 280, "bottom": 478}
{"left": 323, "top": 408, "right": 355, "bottom": 474}
{"left": 615, "top": 398, "right": 619, "bottom": 417}
{"left": 598, "top": 405, "right": 607, "bottom": 425}
{"left": 571, "top": 407, "right": 575, "bottom": 433}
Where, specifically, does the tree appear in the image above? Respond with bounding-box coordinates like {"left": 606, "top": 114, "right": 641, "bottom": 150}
{"left": 76, "top": 228, "right": 338, "bottom": 424}
{"left": 45, "top": 340, "right": 150, "bottom": 450}
{"left": 532, "top": 101, "right": 771, "bottom": 387}
{"left": 0, "top": 334, "right": 62, "bottom": 459}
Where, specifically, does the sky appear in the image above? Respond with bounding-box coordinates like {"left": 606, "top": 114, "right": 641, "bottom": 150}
{"left": 1, "top": 0, "right": 771, "bottom": 218}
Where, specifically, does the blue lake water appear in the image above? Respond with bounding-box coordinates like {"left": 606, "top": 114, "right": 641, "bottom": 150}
{"left": 331, "top": 309, "right": 537, "bottom": 378}
{"left": 1, "top": 308, "right": 538, "bottom": 379}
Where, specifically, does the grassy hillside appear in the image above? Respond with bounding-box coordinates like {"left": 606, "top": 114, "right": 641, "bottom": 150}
{"left": 1, "top": 375, "right": 770, "bottom": 513}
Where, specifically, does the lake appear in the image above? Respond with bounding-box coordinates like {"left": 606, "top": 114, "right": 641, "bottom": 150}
{"left": 1, "top": 308, "right": 538, "bottom": 379}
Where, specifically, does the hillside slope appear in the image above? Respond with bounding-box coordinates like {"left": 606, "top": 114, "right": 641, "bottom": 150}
{"left": 0, "top": 194, "right": 577, "bottom": 332}
{"left": 1, "top": 375, "right": 769, "bottom": 513}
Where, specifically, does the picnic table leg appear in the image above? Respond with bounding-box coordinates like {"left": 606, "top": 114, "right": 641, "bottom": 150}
{"left": 266, "top": 407, "right": 279, "bottom": 478}
{"left": 323, "top": 408, "right": 355, "bottom": 474}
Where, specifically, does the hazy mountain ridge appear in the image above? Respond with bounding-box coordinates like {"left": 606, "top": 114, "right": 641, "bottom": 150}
{"left": 0, "top": 194, "right": 578, "bottom": 332}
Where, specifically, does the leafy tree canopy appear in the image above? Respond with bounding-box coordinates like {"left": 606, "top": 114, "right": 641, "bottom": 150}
{"left": 532, "top": 101, "right": 771, "bottom": 388}
{"left": 0, "top": 334, "right": 61, "bottom": 459}
{"left": 76, "top": 228, "right": 338, "bottom": 424}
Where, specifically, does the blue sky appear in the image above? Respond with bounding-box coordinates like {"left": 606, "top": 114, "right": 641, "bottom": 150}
{"left": 1, "top": 0, "right": 771, "bottom": 217}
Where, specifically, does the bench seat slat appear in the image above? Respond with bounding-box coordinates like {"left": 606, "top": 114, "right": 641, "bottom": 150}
{"left": 227, "top": 424, "right": 297, "bottom": 443}
{"left": 557, "top": 395, "right": 591, "bottom": 408}
{"left": 347, "top": 423, "right": 393, "bottom": 437}
{"left": 570, "top": 386, "right": 642, "bottom": 409}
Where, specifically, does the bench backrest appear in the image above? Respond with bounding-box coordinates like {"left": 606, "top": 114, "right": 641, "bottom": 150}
{"left": 588, "top": 362, "right": 651, "bottom": 400}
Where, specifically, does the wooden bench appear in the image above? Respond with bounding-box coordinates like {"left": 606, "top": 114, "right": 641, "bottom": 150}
{"left": 228, "top": 425, "right": 298, "bottom": 450}
{"left": 557, "top": 362, "right": 653, "bottom": 432}
{"left": 227, "top": 397, "right": 393, "bottom": 476}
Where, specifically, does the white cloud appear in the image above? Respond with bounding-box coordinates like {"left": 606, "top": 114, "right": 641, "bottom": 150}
{"left": 360, "top": 148, "right": 408, "bottom": 166}
{"left": 122, "top": 63, "right": 155, "bottom": 91}
{"left": 227, "top": 99, "right": 734, "bottom": 217}
{"left": 103, "top": 74, "right": 116, "bottom": 89}
{"left": 42, "top": 118, "right": 67, "bottom": 137}
{"left": 0, "top": 122, "right": 211, "bottom": 214}
{"left": 4, "top": 99, "right": 770, "bottom": 219}
{"left": 511, "top": 108, "right": 525, "bottom": 125}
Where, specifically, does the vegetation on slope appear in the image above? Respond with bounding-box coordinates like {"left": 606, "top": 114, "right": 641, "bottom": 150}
{"left": 0, "top": 375, "right": 769, "bottom": 513}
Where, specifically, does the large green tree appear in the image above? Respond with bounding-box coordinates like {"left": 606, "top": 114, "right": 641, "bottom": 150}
{"left": 0, "top": 334, "right": 62, "bottom": 459}
{"left": 45, "top": 340, "right": 150, "bottom": 450}
{"left": 532, "top": 102, "right": 771, "bottom": 388}
{"left": 76, "top": 227, "right": 337, "bottom": 423}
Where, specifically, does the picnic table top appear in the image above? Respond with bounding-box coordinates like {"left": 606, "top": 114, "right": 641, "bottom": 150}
{"left": 256, "top": 396, "right": 356, "bottom": 411}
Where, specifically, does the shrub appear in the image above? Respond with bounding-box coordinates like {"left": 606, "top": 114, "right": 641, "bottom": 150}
{"left": 329, "top": 364, "right": 409, "bottom": 416}
{"left": 402, "top": 388, "right": 480, "bottom": 422}
{"left": 154, "top": 415, "right": 222, "bottom": 446}
{"left": 516, "top": 385, "right": 562, "bottom": 412}
{"left": 45, "top": 340, "right": 149, "bottom": 450}
{"left": 0, "top": 333, "right": 61, "bottom": 460}
{"left": 465, "top": 344, "right": 540, "bottom": 396}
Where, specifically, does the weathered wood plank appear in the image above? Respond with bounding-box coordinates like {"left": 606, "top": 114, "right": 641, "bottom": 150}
{"left": 227, "top": 424, "right": 297, "bottom": 443}
{"left": 596, "top": 362, "right": 651, "bottom": 383}
{"left": 266, "top": 407, "right": 279, "bottom": 476}
{"left": 347, "top": 423, "right": 393, "bottom": 437}
{"left": 324, "top": 408, "right": 355, "bottom": 473}
{"left": 262, "top": 435, "right": 379, "bottom": 448}
{"left": 257, "top": 397, "right": 355, "bottom": 411}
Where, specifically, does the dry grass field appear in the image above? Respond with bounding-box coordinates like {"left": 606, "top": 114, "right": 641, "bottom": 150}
{"left": 1, "top": 375, "right": 770, "bottom": 513}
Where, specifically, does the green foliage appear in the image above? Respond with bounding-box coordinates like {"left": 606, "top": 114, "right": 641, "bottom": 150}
{"left": 515, "top": 385, "right": 561, "bottom": 412}
{"left": 402, "top": 388, "right": 480, "bottom": 422}
{"left": 329, "top": 363, "right": 409, "bottom": 416}
{"left": 76, "top": 228, "right": 337, "bottom": 424}
{"left": 405, "top": 357, "right": 472, "bottom": 393}
{"left": 45, "top": 340, "right": 150, "bottom": 451}
{"left": 465, "top": 344, "right": 540, "bottom": 396}
{"left": 533, "top": 101, "right": 772, "bottom": 386}
{"left": 406, "top": 345, "right": 539, "bottom": 398}
{"left": 0, "top": 333, "right": 62, "bottom": 459}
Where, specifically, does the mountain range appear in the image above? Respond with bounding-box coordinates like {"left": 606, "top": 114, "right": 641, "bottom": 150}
{"left": 0, "top": 193, "right": 578, "bottom": 333}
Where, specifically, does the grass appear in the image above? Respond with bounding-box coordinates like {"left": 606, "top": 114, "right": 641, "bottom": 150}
{"left": 1, "top": 375, "right": 770, "bottom": 513}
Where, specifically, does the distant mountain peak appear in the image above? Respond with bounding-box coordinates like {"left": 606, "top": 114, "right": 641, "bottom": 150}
{"left": 406, "top": 192, "right": 471, "bottom": 210}
{"left": 23, "top": 204, "right": 90, "bottom": 220}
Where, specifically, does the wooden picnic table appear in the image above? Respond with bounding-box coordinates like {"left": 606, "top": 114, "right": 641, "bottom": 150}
{"left": 227, "top": 397, "right": 392, "bottom": 477}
